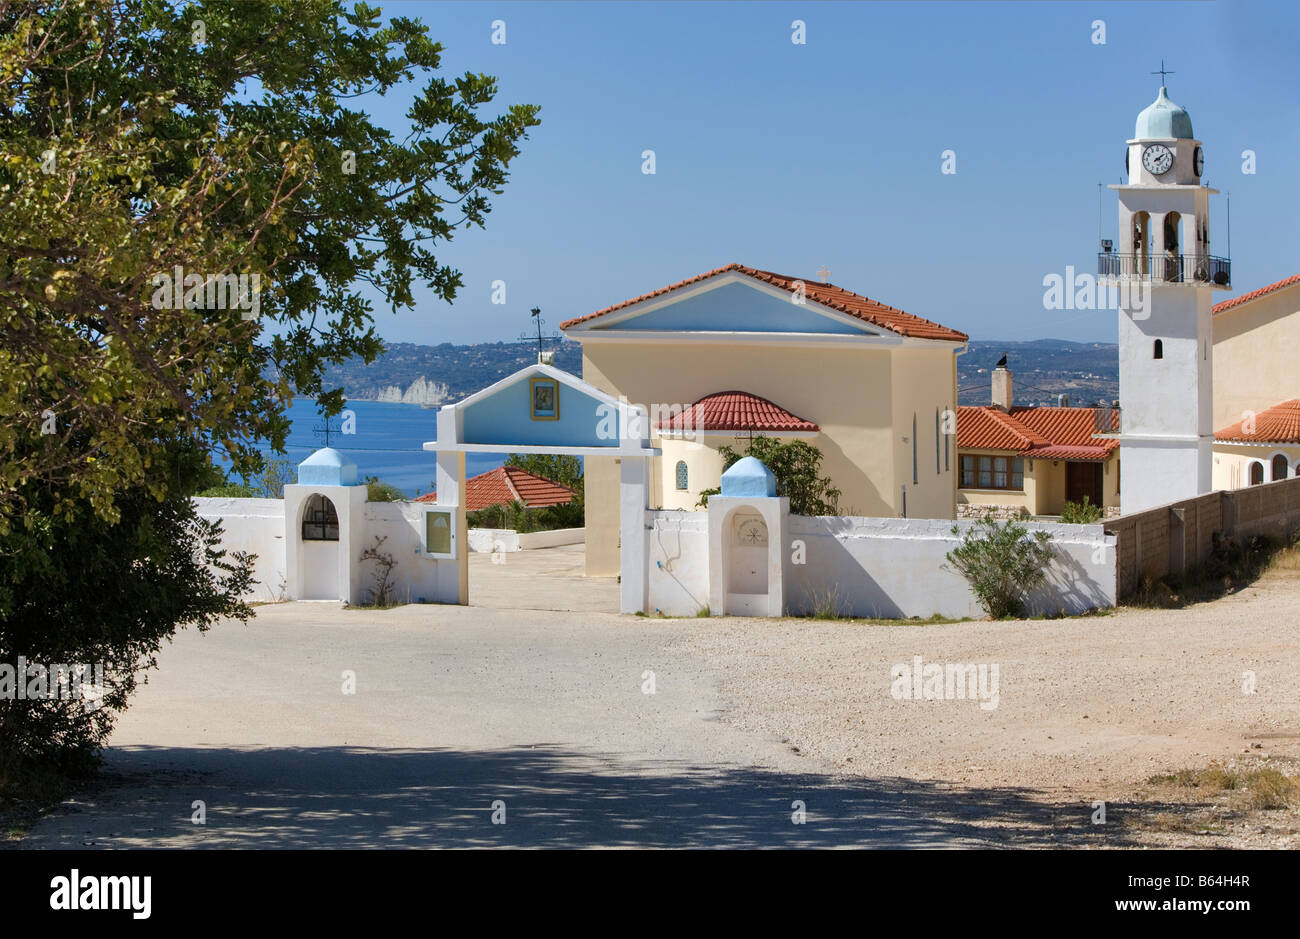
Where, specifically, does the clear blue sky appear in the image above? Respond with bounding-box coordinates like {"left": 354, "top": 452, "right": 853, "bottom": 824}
{"left": 355, "top": 0, "right": 1299, "bottom": 346}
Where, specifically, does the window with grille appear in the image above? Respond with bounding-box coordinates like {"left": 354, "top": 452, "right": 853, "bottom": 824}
{"left": 675, "top": 460, "right": 689, "bottom": 491}
{"left": 302, "top": 494, "right": 340, "bottom": 541}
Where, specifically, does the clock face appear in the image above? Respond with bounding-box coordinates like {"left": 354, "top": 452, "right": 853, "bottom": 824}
{"left": 1142, "top": 144, "right": 1174, "bottom": 175}
{"left": 1193, "top": 146, "right": 1204, "bottom": 176}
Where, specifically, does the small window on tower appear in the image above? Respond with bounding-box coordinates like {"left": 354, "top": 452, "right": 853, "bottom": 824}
{"left": 1153, "top": 339, "right": 1163, "bottom": 359}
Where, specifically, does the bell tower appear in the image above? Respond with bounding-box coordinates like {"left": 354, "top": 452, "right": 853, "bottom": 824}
{"left": 1101, "top": 76, "right": 1230, "bottom": 515}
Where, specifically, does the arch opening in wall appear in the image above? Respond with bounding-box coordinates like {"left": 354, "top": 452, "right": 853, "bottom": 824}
{"left": 1131, "top": 211, "right": 1150, "bottom": 277}
{"left": 302, "top": 493, "right": 340, "bottom": 541}
{"left": 724, "top": 509, "right": 769, "bottom": 616}
{"left": 1153, "top": 339, "right": 1163, "bottom": 359}
{"left": 1249, "top": 461, "right": 1265, "bottom": 487}
{"left": 1271, "top": 453, "right": 1289, "bottom": 481}
{"left": 1162, "top": 211, "right": 1181, "bottom": 282}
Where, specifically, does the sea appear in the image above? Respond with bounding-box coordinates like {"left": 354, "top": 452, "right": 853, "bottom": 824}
{"left": 215, "top": 398, "right": 506, "bottom": 498}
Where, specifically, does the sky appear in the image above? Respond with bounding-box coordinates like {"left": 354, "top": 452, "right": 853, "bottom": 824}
{"left": 348, "top": 0, "right": 1299, "bottom": 346}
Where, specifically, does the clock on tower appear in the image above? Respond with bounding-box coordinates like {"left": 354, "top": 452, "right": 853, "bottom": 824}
{"left": 1099, "top": 78, "right": 1231, "bottom": 515}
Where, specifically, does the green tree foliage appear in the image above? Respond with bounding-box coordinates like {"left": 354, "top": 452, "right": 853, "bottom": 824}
{"left": 0, "top": 0, "right": 540, "bottom": 525}
{"left": 504, "top": 453, "right": 583, "bottom": 498}
{"left": 0, "top": 0, "right": 537, "bottom": 782}
{"left": 945, "top": 515, "right": 1055, "bottom": 619}
{"left": 466, "top": 498, "right": 583, "bottom": 534}
{"left": 696, "top": 436, "right": 841, "bottom": 516}
{"left": 0, "top": 442, "right": 252, "bottom": 781}
{"left": 364, "top": 475, "right": 405, "bottom": 503}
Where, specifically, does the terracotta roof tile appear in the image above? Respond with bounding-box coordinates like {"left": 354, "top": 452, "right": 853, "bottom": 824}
{"left": 414, "top": 466, "right": 575, "bottom": 511}
{"left": 1212, "top": 273, "right": 1300, "bottom": 314}
{"left": 658, "top": 391, "right": 819, "bottom": 434}
{"left": 559, "top": 263, "right": 968, "bottom": 342}
{"left": 957, "top": 405, "right": 1118, "bottom": 457}
{"left": 1215, "top": 399, "right": 1300, "bottom": 444}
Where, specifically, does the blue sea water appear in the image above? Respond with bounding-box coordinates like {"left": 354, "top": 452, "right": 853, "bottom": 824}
{"left": 216, "top": 398, "right": 506, "bottom": 498}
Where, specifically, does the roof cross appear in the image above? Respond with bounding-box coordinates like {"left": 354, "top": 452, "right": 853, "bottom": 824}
{"left": 816, "top": 265, "right": 831, "bottom": 284}
{"left": 1151, "top": 60, "right": 1175, "bottom": 85}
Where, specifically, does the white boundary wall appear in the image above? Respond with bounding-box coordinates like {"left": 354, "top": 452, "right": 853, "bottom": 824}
{"left": 193, "top": 497, "right": 287, "bottom": 603}
{"left": 646, "top": 510, "right": 1116, "bottom": 619}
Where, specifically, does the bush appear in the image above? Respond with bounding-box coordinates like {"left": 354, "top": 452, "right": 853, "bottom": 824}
{"left": 1061, "top": 495, "right": 1102, "bottom": 524}
{"left": 466, "top": 498, "right": 584, "bottom": 533}
{"left": 696, "top": 436, "right": 840, "bottom": 515}
{"left": 946, "top": 515, "right": 1054, "bottom": 618}
{"left": 364, "top": 476, "right": 406, "bottom": 502}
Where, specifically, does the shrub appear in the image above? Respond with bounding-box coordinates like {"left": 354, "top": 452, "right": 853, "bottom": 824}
{"left": 946, "top": 515, "right": 1054, "bottom": 618}
{"left": 696, "top": 436, "right": 840, "bottom": 515}
{"left": 364, "top": 476, "right": 406, "bottom": 502}
{"left": 1061, "top": 495, "right": 1102, "bottom": 524}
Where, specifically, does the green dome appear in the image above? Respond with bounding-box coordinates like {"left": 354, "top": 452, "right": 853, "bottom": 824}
{"left": 1135, "top": 86, "right": 1194, "bottom": 139}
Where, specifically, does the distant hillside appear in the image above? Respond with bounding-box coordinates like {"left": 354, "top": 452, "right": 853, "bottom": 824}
{"left": 318, "top": 337, "right": 1116, "bottom": 410}
{"left": 320, "top": 340, "right": 584, "bottom": 405}
{"left": 960, "top": 340, "right": 1117, "bottom": 408}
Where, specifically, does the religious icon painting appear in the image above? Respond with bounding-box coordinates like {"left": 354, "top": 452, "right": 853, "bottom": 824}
{"left": 530, "top": 376, "right": 559, "bottom": 421}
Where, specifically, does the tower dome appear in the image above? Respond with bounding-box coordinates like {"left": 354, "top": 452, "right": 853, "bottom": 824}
{"left": 1135, "top": 86, "right": 1194, "bottom": 139}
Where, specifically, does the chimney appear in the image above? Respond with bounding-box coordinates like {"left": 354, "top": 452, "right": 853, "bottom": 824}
{"left": 991, "top": 366, "right": 1013, "bottom": 411}
{"left": 1057, "top": 393, "right": 1070, "bottom": 407}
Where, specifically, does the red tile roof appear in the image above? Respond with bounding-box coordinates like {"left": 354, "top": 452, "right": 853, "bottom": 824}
{"left": 414, "top": 466, "right": 575, "bottom": 511}
{"left": 658, "top": 391, "right": 819, "bottom": 434}
{"left": 1215, "top": 399, "right": 1300, "bottom": 444}
{"left": 1212, "top": 273, "right": 1300, "bottom": 314}
{"left": 957, "top": 406, "right": 1118, "bottom": 461}
{"left": 559, "top": 263, "right": 968, "bottom": 342}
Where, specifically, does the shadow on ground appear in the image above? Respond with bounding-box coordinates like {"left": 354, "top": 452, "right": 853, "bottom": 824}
{"left": 17, "top": 745, "right": 1162, "bottom": 849}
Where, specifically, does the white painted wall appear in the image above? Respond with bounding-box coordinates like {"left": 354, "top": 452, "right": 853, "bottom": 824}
{"left": 193, "top": 497, "right": 287, "bottom": 603}
{"left": 645, "top": 510, "right": 1116, "bottom": 619}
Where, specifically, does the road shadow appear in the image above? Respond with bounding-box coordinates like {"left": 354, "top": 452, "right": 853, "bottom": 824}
{"left": 17, "top": 744, "right": 1162, "bottom": 849}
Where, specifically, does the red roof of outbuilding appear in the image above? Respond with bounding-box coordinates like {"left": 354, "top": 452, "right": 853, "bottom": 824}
{"left": 658, "top": 391, "right": 819, "bottom": 434}
{"left": 414, "top": 466, "right": 575, "bottom": 511}
{"left": 957, "top": 406, "right": 1118, "bottom": 461}
{"left": 1215, "top": 399, "right": 1300, "bottom": 444}
{"left": 559, "top": 263, "right": 968, "bottom": 342}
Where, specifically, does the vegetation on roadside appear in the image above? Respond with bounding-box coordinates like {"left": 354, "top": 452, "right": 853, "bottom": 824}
{"left": 696, "top": 436, "right": 841, "bottom": 516}
{"left": 364, "top": 476, "right": 406, "bottom": 503}
{"left": 467, "top": 499, "right": 583, "bottom": 533}
{"left": 945, "top": 514, "right": 1054, "bottom": 619}
{"left": 1060, "top": 496, "right": 1102, "bottom": 524}
{"left": 1127, "top": 531, "right": 1300, "bottom": 609}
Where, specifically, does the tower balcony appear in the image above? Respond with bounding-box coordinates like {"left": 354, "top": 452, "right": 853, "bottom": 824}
{"left": 1097, "top": 253, "right": 1230, "bottom": 288}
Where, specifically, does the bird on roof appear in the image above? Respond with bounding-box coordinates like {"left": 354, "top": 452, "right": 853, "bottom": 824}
{"left": 995, "top": 353, "right": 1008, "bottom": 368}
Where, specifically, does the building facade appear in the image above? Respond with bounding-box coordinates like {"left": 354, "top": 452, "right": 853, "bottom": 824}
{"left": 560, "top": 263, "right": 967, "bottom": 575}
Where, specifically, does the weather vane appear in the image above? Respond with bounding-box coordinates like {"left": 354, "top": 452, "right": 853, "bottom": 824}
{"left": 519, "top": 306, "right": 562, "bottom": 363}
{"left": 1152, "top": 60, "right": 1174, "bottom": 85}
{"left": 311, "top": 414, "right": 342, "bottom": 447}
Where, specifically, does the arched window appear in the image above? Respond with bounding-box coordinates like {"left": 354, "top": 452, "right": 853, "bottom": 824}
{"left": 674, "top": 460, "right": 689, "bottom": 491}
{"left": 1249, "top": 462, "right": 1265, "bottom": 487}
{"left": 1153, "top": 339, "right": 1163, "bottom": 359}
{"left": 1272, "top": 454, "right": 1289, "bottom": 481}
{"left": 302, "top": 493, "right": 340, "bottom": 541}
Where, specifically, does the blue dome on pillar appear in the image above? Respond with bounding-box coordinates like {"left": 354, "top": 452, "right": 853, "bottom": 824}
{"left": 1135, "top": 86, "right": 1194, "bottom": 139}
{"left": 297, "top": 447, "right": 359, "bottom": 486}
{"left": 720, "top": 456, "right": 777, "bottom": 498}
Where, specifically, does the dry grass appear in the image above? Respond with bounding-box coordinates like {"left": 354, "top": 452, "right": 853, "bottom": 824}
{"left": 1130, "top": 759, "right": 1300, "bottom": 843}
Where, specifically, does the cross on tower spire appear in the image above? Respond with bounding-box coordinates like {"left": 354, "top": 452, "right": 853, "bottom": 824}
{"left": 1151, "top": 59, "right": 1175, "bottom": 86}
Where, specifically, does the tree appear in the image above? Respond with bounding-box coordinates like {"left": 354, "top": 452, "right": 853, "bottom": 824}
{"left": 504, "top": 453, "right": 583, "bottom": 498}
{"left": 1, "top": 0, "right": 541, "bottom": 525}
{"left": 945, "top": 515, "right": 1055, "bottom": 619}
{"left": 364, "top": 475, "right": 405, "bottom": 502}
{"left": 0, "top": 0, "right": 538, "bottom": 781}
{"left": 696, "top": 436, "right": 841, "bottom": 516}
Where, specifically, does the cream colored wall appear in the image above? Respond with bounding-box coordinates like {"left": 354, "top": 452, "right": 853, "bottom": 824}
{"left": 958, "top": 450, "right": 1119, "bottom": 516}
{"left": 657, "top": 438, "right": 726, "bottom": 511}
{"left": 580, "top": 340, "right": 958, "bottom": 574}
{"left": 888, "top": 347, "right": 959, "bottom": 520}
{"left": 1212, "top": 444, "right": 1300, "bottom": 491}
{"left": 1213, "top": 284, "right": 1300, "bottom": 430}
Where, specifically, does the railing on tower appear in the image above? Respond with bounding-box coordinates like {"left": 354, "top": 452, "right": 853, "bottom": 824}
{"left": 1097, "top": 252, "right": 1230, "bottom": 287}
